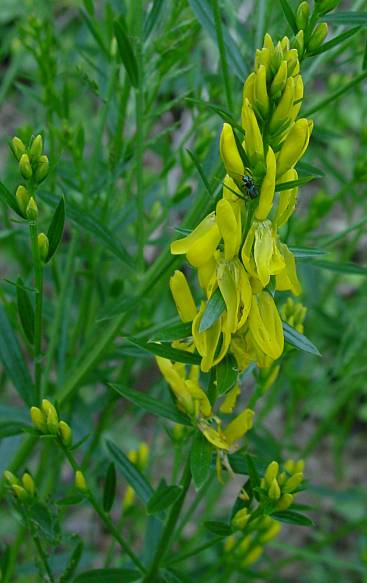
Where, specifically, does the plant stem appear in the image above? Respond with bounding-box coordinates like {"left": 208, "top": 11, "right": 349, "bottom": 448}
{"left": 143, "top": 458, "right": 192, "bottom": 582}
{"left": 59, "top": 443, "right": 146, "bottom": 574}
{"left": 135, "top": 0, "right": 145, "bottom": 271}
{"left": 212, "top": 0, "right": 233, "bottom": 112}
{"left": 29, "top": 220, "right": 44, "bottom": 403}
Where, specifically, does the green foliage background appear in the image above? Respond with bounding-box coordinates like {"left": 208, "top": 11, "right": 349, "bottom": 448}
{"left": 0, "top": 0, "right": 367, "bottom": 581}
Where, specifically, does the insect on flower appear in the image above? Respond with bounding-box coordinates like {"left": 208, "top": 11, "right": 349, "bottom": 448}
{"left": 242, "top": 174, "right": 258, "bottom": 199}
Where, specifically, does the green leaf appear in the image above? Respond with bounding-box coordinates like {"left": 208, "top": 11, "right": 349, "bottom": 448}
{"left": 216, "top": 353, "right": 238, "bottom": 395}
{"left": 114, "top": 20, "right": 139, "bottom": 88}
{"left": 271, "top": 509, "right": 314, "bottom": 526}
{"left": 59, "top": 539, "right": 84, "bottom": 583}
{"left": 305, "top": 70, "right": 367, "bottom": 116}
{"left": 105, "top": 439, "right": 154, "bottom": 504}
{"left": 324, "top": 11, "right": 367, "bottom": 25}
{"left": 28, "top": 500, "right": 59, "bottom": 540}
{"left": 290, "top": 246, "right": 327, "bottom": 259}
{"left": 125, "top": 337, "right": 201, "bottom": 365}
{"left": 0, "top": 181, "right": 22, "bottom": 216}
{"left": 279, "top": 0, "right": 298, "bottom": 34}
{"left": 0, "top": 420, "right": 30, "bottom": 438}
{"left": 307, "top": 26, "right": 362, "bottom": 56}
{"left": 16, "top": 277, "right": 35, "bottom": 345}
{"left": 147, "top": 479, "right": 182, "bottom": 514}
{"left": 199, "top": 287, "right": 225, "bottom": 332}
{"left": 0, "top": 304, "right": 35, "bottom": 405}
{"left": 149, "top": 321, "right": 192, "bottom": 343}
{"left": 296, "top": 161, "right": 324, "bottom": 177}
{"left": 301, "top": 259, "right": 367, "bottom": 276}
{"left": 186, "top": 149, "right": 213, "bottom": 197}
{"left": 185, "top": 97, "right": 244, "bottom": 134}
{"left": 188, "top": 0, "right": 248, "bottom": 80}
{"left": 109, "top": 384, "right": 191, "bottom": 426}
{"left": 190, "top": 432, "right": 212, "bottom": 491}
{"left": 103, "top": 462, "right": 117, "bottom": 513}
{"left": 46, "top": 196, "right": 65, "bottom": 262}
{"left": 39, "top": 191, "right": 134, "bottom": 268}
{"left": 204, "top": 521, "right": 232, "bottom": 536}
{"left": 81, "top": 10, "right": 110, "bottom": 58}
{"left": 276, "top": 175, "right": 317, "bottom": 191}
{"left": 144, "top": 0, "right": 165, "bottom": 38}
{"left": 283, "top": 322, "right": 321, "bottom": 357}
{"left": 74, "top": 568, "right": 141, "bottom": 583}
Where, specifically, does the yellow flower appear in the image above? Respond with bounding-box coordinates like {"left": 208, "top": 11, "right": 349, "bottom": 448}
{"left": 276, "top": 118, "right": 313, "bottom": 179}
{"left": 217, "top": 257, "right": 252, "bottom": 334}
{"left": 242, "top": 220, "right": 285, "bottom": 287}
{"left": 219, "top": 384, "right": 241, "bottom": 413}
{"left": 254, "top": 146, "right": 276, "bottom": 221}
{"left": 220, "top": 123, "right": 244, "bottom": 179}
{"left": 222, "top": 408, "right": 255, "bottom": 446}
{"left": 248, "top": 291, "right": 284, "bottom": 360}
{"left": 274, "top": 168, "right": 299, "bottom": 227}
{"left": 216, "top": 198, "right": 242, "bottom": 260}
{"left": 192, "top": 301, "right": 231, "bottom": 372}
{"left": 171, "top": 212, "right": 220, "bottom": 267}
{"left": 254, "top": 64, "right": 269, "bottom": 118}
{"left": 170, "top": 270, "right": 197, "bottom": 322}
{"left": 241, "top": 98, "right": 264, "bottom": 173}
{"left": 275, "top": 242, "right": 302, "bottom": 296}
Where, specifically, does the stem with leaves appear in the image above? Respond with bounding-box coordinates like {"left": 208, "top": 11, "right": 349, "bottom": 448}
{"left": 29, "top": 217, "right": 44, "bottom": 404}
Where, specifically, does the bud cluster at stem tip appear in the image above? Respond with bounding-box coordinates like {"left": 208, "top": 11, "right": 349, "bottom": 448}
{"left": 30, "top": 399, "right": 73, "bottom": 447}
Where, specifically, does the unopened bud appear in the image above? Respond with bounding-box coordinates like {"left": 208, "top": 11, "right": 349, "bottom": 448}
{"left": 34, "top": 155, "right": 49, "bottom": 183}
{"left": 30, "top": 406, "right": 47, "bottom": 432}
{"left": 292, "top": 30, "right": 304, "bottom": 56}
{"left": 22, "top": 473, "right": 35, "bottom": 497}
{"left": 10, "top": 136, "right": 26, "bottom": 160}
{"left": 30, "top": 134, "right": 43, "bottom": 161}
{"left": 4, "top": 471, "right": 19, "bottom": 486}
{"left": 16, "top": 185, "right": 30, "bottom": 216}
{"left": 12, "top": 484, "right": 28, "bottom": 499}
{"left": 37, "top": 233, "right": 49, "bottom": 262}
{"left": 169, "top": 271, "right": 197, "bottom": 322}
{"left": 296, "top": 1, "right": 310, "bottom": 30}
{"left": 231, "top": 507, "right": 250, "bottom": 531}
{"left": 59, "top": 420, "right": 73, "bottom": 447}
{"left": 265, "top": 461, "right": 279, "bottom": 486}
{"left": 308, "top": 22, "right": 328, "bottom": 52}
{"left": 19, "top": 154, "right": 33, "bottom": 179}
{"left": 75, "top": 470, "right": 88, "bottom": 492}
{"left": 284, "top": 472, "right": 304, "bottom": 492}
{"left": 270, "top": 60, "right": 287, "bottom": 98}
{"left": 26, "top": 197, "right": 38, "bottom": 221}
{"left": 268, "top": 478, "right": 281, "bottom": 500}
{"left": 42, "top": 399, "right": 59, "bottom": 434}
{"left": 277, "top": 493, "right": 294, "bottom": 510}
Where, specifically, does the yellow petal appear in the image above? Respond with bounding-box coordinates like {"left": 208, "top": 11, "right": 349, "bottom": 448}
{"left": 255, "top": 146, "right": 276, "bottom": 221}
{"left": 217, "top": 260, "right": 239, "bottom": 334}
{"left": 276, "top": 243, "right": 302, "bottom": 296}
{"left": 171, "top": 212, "right": 220, "bottom": 267}
{"left": 248, "top": 291, "right": 284, "bottom": 359}
{"left": 170, "top": 270, "right": 197, "bottom": 322}
{"left": 220, "top": 123, "right": 244, "bottom": 178}
{"left": 269, "top": 77, "right": 295, "bottom": 135}
{"left": 274, "top": 169, "right": 298, "bottom": 227}
{"left": 254, "top": 65, "right": 269, "bottom": 118}
{"left": 219, "top": 385, "right": 241, "bottom": 413}
{"left": 216, "top": 198, "right": 240, "bottom": 260}
{"left": 223, "top": 408, "right": 255, "bottom": 445}
{"left": 186, "top": 380, "right": 212, "bottom": 417}
{"left": 241, "top": 98, "right": 264, "bottom": 169}
{"left": 276, "top": 118, "right": 313, "bottom": 179}
{"left": 201, "top": 426, "right": 229, "bottom": 450}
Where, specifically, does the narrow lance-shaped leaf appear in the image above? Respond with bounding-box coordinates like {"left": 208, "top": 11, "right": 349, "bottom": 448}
{"left": 147, "top": 479, "right": 183, "bottom": 514}
{"left": 114, "top": 19, "right": 139, "bottom": 88}
{"left": 283, "top": 322, "right": 321, "bottom": 356}
{"left": 191, "top": 432, "right": 212, "bottom": 491}
{"left": 199, "top": 287, "right": 226, "bottom": 332}
{"left": 0, "top": 181, "right": 22, "bottom": 216}
{"left": 216, "top": 353, "right": 238, "bottom": 395}
{"left": 74, "top": 568, "right": 141, "bottom": 583}
{"left": 103, "top": 462, "right": 117, "bottom": 513}
{"left": 126, "top": 336, "right": 201, "bottom": 365}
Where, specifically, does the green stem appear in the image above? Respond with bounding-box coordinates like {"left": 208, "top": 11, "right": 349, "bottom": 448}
{"left": 23, "top": 507, "right": 55, "bottom": 583}
{"left": 60, "top": 443, "right": 146, "bottom": 573}
{"left": 211, "top": 0, "right": 233, "bottom": 112}
{"left": 143, "top": 459, "right": 192, "bottom": 582}
{"left": 135, "top": 0, "right": 145, "bottom": 270}
{"left": 165, "top": 535, "right": 223, "bottom": 566}
{"left": 29, "top": 220, "right": 44, "bottom": 403}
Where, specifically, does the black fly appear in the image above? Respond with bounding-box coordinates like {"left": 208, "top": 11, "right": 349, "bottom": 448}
{"left": 242, "top": 175, "right": 258, "bottom": 199}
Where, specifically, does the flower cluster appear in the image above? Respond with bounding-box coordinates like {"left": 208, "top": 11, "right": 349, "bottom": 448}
{"left": 30, "top": 399, "right": 73, "bottom": 447}
{"left": 225, "top": 458, "right": 305, "bottom": 567}
{"left": 170, "top": 33, "right": 313, "bottom": 374}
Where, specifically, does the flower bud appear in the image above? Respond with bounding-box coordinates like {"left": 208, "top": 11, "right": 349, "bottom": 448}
{"left": 292, "top": 30, "right": 304, "bottom": 56}
{"left": 30, "top": 406, "right": 47, "bottom": 432}
{"left": 315, "top": 0, "right": 340, "bottom": 15}
{"left": 276, "top": 118, "right": 313, "bottom": 179}
{"left": 42, "top": 399, "right": 59, "bottom": 434}
{"left": 10, "top": 136, "right": 26, "bottom": 160}
{"left": 19, "top": 154, "right": 33, "bottom": 179}
{"left": 254, "top": 65, "right": 269, "bottom": 118}
{"left": 16, "top": 185, "right": 30, "bottom": 216}
{"left": 4, "top": 471, "right": 19, "bottom": 485}
{"left": 231, "top": 507, "right": 250, "bottom": 531}
{"left": 26, "top": 197, "right": 38, "bottom": 221}
{"left": 169, "top": 271, "right": 197, "bottom": 322}
{"left": 22, "top": 473, "right": 35, "bottom": 497}
{"left": 264, "top": 461, "right": 279, "bottom": 486}
{"left": 12, "top": 484, "right": 28, "bottom": 499}
{"left": 296, "top": 1, "right": 310, "bottom": 30}
{"left": 75, "top": 470, "right": 88, "bottom": 492}
{"left": 277, "top": 493, "right": 294, "bottom": 510}
{"left": 268, "top": 478, "right": 281, "bottom": 500}
{"left": 284, "top": 472, "right": 304, "bottom": 492}
{"left": 37, "top": 233, "right": 49, "bottom": 262}
{"left": 59, "top": 420, "right": 73, "bottom": 447}
{"left": 270, "top": 60, "right": 287, "bottom": 98}
{"left": 34, "top": 155, "right": 49, "bottom": 183}
{"left": 308, "top": 22, "right": 328, "bottom": 52}
{"left": 30, "top": 134, "right": 43, "bottom": 161}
